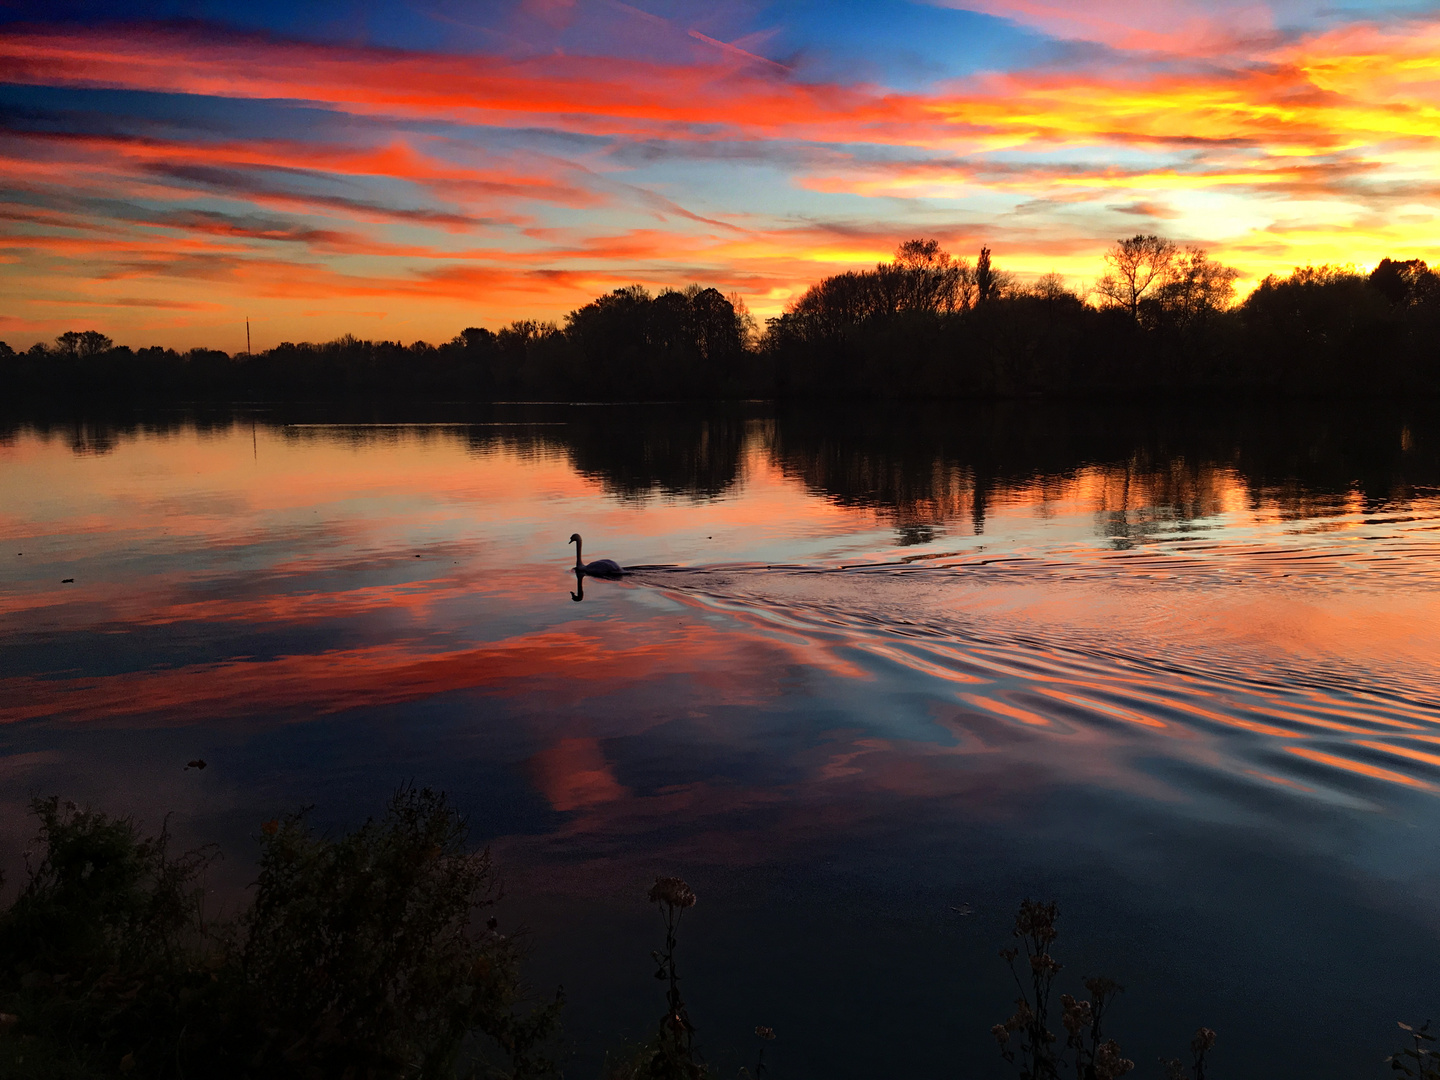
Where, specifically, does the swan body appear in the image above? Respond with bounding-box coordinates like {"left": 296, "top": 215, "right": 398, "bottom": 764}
{"left": 570, "top": 533, "right": 624, "bottom": 577}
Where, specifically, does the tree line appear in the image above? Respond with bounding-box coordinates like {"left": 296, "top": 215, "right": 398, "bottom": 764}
{"left": 5, "top": 238, "right": 1440, "bottom": 401}
{"left": 762, "top": 238, "right": 1440, "bottom": 396}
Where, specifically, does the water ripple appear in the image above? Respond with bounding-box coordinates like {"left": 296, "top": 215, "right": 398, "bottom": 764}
{"left": 638, "top": 549, "right": 1440, "bottom": 803}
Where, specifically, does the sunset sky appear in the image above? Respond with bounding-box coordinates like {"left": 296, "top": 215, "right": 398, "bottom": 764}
{"left": 3, "top": 0, "right": 1440, "bottom": 350}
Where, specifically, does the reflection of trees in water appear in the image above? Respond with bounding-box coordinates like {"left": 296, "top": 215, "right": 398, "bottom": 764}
{"left": 1030, "top": 457, "right": 1240, "bottom": 548}
{"left": 771, "top": 417, "right": 980, "bottom": 541}
{"left": 0, "top": 404, "right": 757, "bottom": 505}
{"left": 68, "top": 425, "right": 120, "bottom": 457}
{"left": 556, "top": 409, "right": 750, "bottom": 501}
{"left": 7, "top": 402, "right": 1439, "bottom": 533}
{"left": 272, "top": 407, "right": 756, "bottom": 500}
{"left": 2, "top": 410, "right": 242, "bottom": 457}
{"left": 773, "top": 403, "right": 1440, "bottom": 543}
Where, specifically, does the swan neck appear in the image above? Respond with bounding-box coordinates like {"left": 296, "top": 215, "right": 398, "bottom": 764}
{"left": 574, "top": 538, "right": 582, "bottom": 567}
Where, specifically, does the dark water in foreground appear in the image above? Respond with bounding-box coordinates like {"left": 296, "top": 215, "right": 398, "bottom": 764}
{"left": 3, "top": 402, "right": 1440, "bottom": 1077}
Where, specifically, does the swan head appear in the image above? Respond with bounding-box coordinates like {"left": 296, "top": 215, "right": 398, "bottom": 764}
{"left": 568, "top": 533, "right": 581, "bottom": 544}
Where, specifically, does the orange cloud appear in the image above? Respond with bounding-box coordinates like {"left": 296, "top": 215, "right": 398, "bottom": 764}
{"left": 0, "top": 26, "right": 917, "bottom": 144}
{"left": 3, "top": 14, "right": 1440, "bottom": 345}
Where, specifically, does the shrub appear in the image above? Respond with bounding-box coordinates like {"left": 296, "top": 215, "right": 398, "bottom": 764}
{"left": 0, "top": 789, "right": 561, "bottom": 1080}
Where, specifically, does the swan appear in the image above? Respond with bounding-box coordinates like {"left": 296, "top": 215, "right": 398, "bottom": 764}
{"left": 570, "top": 533, "right": 624, "bottom": 577}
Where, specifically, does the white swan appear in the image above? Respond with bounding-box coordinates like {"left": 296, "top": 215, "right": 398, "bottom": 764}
{"left": 570, "top": 533, "right": 623, "bottom": 577}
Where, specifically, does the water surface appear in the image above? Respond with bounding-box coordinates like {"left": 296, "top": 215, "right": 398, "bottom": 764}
{"left": 2, "top": 403, "right": 1439, "bottom": 1077}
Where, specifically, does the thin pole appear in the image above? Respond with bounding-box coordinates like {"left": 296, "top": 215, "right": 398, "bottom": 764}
{"left": 246, "top": 317, "right": 251, "bottom": 355}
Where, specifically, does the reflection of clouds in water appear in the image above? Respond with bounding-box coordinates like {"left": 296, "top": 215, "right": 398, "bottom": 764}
{"left": 640, "top": 558, "right": 1440, "bottom": 806}
{"left": 529, "top": 737, "right": 628, "bottom": 811}
{"left": 0, "top": 617, "right": 787, "bottom": 724}
{"left": 6, "top": 408, "right": 1440, "bottom": 834}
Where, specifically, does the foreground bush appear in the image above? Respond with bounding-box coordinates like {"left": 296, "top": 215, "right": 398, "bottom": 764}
{"left": 0, "top": 790, "right": 561, "bottom": 1080}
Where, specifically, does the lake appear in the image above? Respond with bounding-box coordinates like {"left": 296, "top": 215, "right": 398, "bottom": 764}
{"left": 2, "top": 401, "right": 1439, "bottom": 1077}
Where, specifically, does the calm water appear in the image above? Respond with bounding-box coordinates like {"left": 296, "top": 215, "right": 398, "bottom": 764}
{"left": 3, "top": 403, "right": 1440, "bottom": 1076}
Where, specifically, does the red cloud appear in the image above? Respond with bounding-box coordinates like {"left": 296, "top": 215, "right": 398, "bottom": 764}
{"left": 4, "top": 16, "right": 1440, "bottom": 344}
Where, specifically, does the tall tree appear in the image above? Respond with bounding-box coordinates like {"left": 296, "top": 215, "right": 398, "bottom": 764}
{"left": 975, "top": 247, "right": 997, "bottom": 306}
{"left": 891, "top": 239, "right": 969, "bottom": 313}
{"left": 53, "top": 330, "right": 114, "bottom": 358}
{"left": 894, "top": 238, "right": 946, "bottom": 271}
{"left": 1095, "top": 235, "right": 1178, "bottom": 321}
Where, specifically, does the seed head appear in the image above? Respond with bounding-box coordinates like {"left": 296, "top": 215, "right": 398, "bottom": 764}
{"left": 648, "top": 876, "right": 697, "bottom": 909}
{"left": 1014, "top": 899, "right": 1059, "bottom": 943}
{"left": 1029, "top": 952, "right": 1061, "bottom": 975}
{"left": 1093, "top": 1039, "right": 1134, "bottom": 1080}
{"left": 1061, "top": 993, "right": 1092, "bottom": 1035}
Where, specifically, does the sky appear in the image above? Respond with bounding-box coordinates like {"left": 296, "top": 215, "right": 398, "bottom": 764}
{"left": 3, "top": 0, "right": 1440, "bottom": 350}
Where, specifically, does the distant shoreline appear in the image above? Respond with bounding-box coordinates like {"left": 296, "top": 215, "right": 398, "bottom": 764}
{"left": 7, "top": 241, "right": 1440, "bottom": 401}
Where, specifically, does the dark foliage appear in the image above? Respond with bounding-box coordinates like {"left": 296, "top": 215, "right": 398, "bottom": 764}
{"left": 991, "top": 900, "right": 1134, "bottom": 1080}
{"left": 0, "top": 797, "right": 216, "bottom": 1079}
{"left": 562, "top": 285, "right": 753, "bottom": 400}
{"left": 764, "top": 242, "right": 1440, "bottom": 398}
{"left": 0, "top": 790, "right": 561, "bottom": 1080}
{"left": 0, "top": 286, "right": 752, "bottom": 404}
{"left": 7, "top": 238, "right": 1440, "bottom": 403}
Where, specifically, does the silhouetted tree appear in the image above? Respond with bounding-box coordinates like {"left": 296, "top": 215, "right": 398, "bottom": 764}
{"left": 558, "top": 284, "right": 747, "bottom": 399}
{"left": 1239, "top": 265, "right": 1389, "bottom": 392}
{"left": 1096, "top": 235, "right": 1178, "bottom": 321}
{"left": 774, "top": 239, "right": 979, "bottom": 337}
{"left": 1151, "top": 247, "right": 1240, "bottom": 329}
{"left": 1024, "top": 273, "right": 1075, "bottom": 302}
{"left": 1370, "top": 258, "right": 1440, "bottom": 307}
{"left": 54, "top": 330, "right": 113, "bottom": 359}
{"left": 685, "top": 286, "right": 745, "bottom": 365}
{"left": 892, "top": 238, "right": 973, "bottom": 313}
{"left": 11, "top": 242, "right": 1440, "bottom": 403}
{"left": 975, "top": 247, "right": 998, "bottom": 306}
